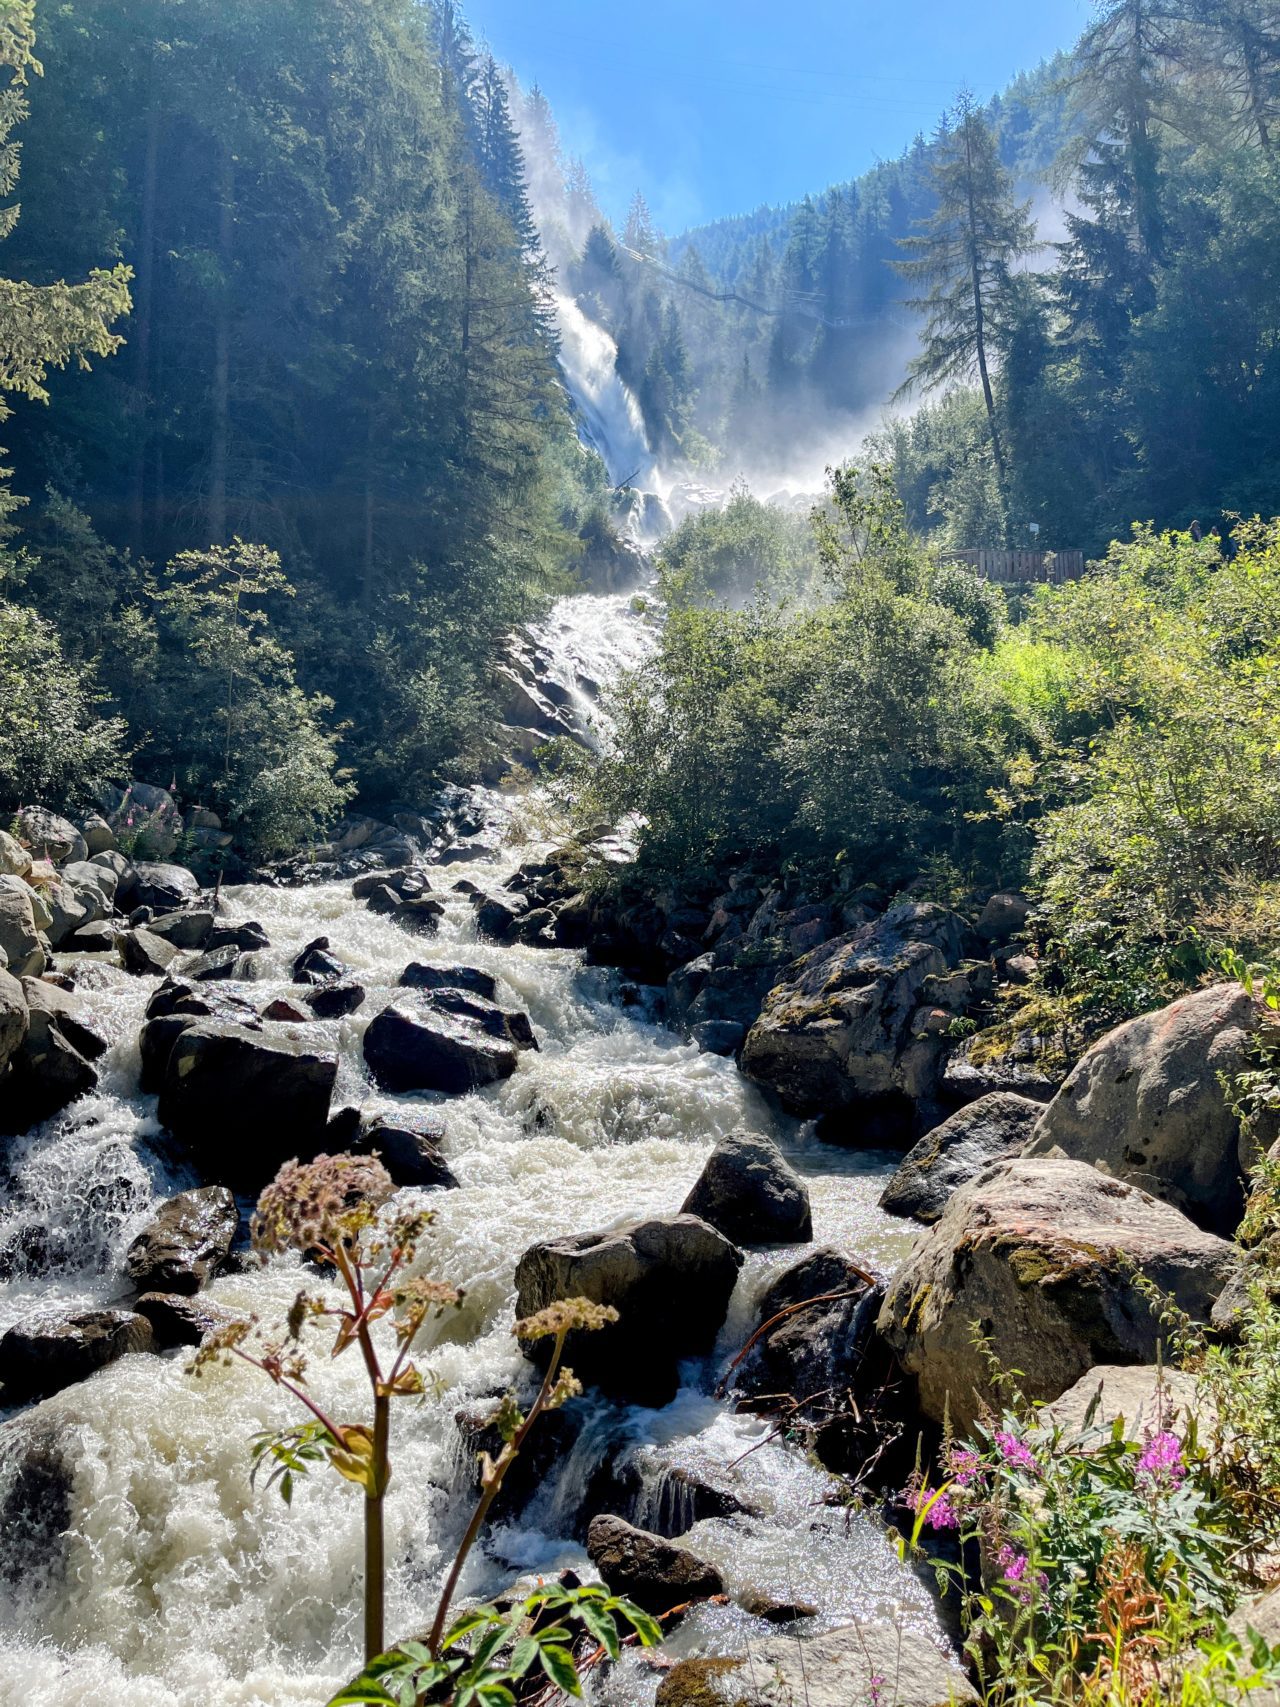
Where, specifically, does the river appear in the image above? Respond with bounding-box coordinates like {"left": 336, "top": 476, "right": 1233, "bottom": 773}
{"left": 0, "top": 585, "right": 940, "bottom": 1706}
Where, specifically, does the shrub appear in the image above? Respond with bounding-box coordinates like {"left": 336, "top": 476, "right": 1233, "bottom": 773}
{"left": 929, "top": 562, "right": 1007, "bottom": 649}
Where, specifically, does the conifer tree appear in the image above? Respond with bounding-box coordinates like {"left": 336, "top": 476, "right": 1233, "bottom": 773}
{"left": 896, "top": 92, "right": 1036, "bottom": 488}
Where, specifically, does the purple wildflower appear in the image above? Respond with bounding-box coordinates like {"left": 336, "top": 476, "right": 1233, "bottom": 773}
{"left": 997, "top": 1544, "right": 1028, "bottom": 1582}
{"left": 1136, "top": 1430, "right": 1185, "bottom": 1488}
{"left": 994, "top": 1430, "right": 1038, "bottom": 1472}
{"left": 901, "top": 1483, "right": 960, "bottom": 1531}
{"left": 869, "top": 1673, "right": 885, "bottom": 1707}
{"left": 945, "top": 1447, "right": 983, "bottom": 1487}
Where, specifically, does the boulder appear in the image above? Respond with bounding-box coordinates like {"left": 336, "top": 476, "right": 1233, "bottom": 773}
{"left": 655, "top": 1624, "right": 977, "bottom": 1707}
{"left": 976, "top": 890, "right": 1032, "bottom": 943}
{"left": 133, "top": 1291, "right": 242, "bottom": 1349}
{"left": 419, "top": 987, "right": 537, "bottom": 1051}
{"left": 21, "top": 978, "right": 108, "bottom": 1063}
{"left": 942, "top": 1029, "right": 1064, "bottom": 1104}
{"left": 0, "top": 829, "right": 31, "bottom": 879}
{"left": 60, "top": 859, "right": 117, "bottom": 909}
{"left": 16, "top": 807, "right": 86, "bottom": 867}
{"left": 733, "top": 1248, "right": 878, "bottom": 1412}
{"left": 40, "top": 879, "right": 94, "bottom": 949}
{"left": 473, "top": 890, "right": 528, "bottom": 941}
{"left": 1041, "top": 1364, "right": 1207, "bottom": 1443}
{"left": 585, "top": 1514, "right": 723, "bottom": 1615}
{"left": 303, "top": 980, "right": 366, "bottom": 1018}
{"left": 0, "top": 1399, "right": 76, "bottom": 1589}
{"left": 879, "top": 1093, "right": 1043, "bottom": 1223}
{"left": 877, "top": 1157, "right": 1239, "bottom": 1431}
{"left": 354, "top": 1112, "right": 458, "bottom": 1189}
{"left": 120, "top": 927, "right": 181, "bottom": 976}
{"left": 681, "top": 1132, "right": 812, "bottom": 1246}
{"left": 60, "top": 919, "right": 118, "bottom": 954}
{"left": 157, "top": 1021, "right": 337, "bottom": 1180}
{"left": 691, "top": 1020, "right": 745, "bottom": 1056}
{"left": 363, "top": 998, "right": 521, "bottom": 1095}
{"left": 139, "top": 1013, "right": 197, "bottom": 1093}
{"left": 0, "top": 876, "right": 46, "bottom": 977}
{"left": 0, "top": 1308, "right": 154, "bottom": 1399}
{"left": 179, "top": 945, "right": 243, "bottom": 983}
{"left": 514, "top": 1214, "right": 743, "bottom": 1405}
{"left": 124, "top": 1185, "right": 238, "bottom": 1294}
{"left": 147, "top": 909, "right": 215, "bottom": 950}
{"left": 116, "top": 862, "right": 200, "bottom": 914}
{"left": 292, "top": 936, "right": 349, "bottom": 984}
{"left": 0, "top": 967, "right": 28, "bottom": 1077}
{"left": 740, "top": 902, "right": 968, "bottom": 1133}
{"left": 207, "top": 919, "right": 270, "bottom": 954}
{"left": 80, "top": 814, "right": 117, "bottom": 856}
{"left": 1, "top": 982, "right": 98, "bottom": 1132}
{"left": 399, "top": 962, "right": 499, "bottom": 1000}
{"left": 1025, "top": 984, "right": 1265, "bottom": 1235}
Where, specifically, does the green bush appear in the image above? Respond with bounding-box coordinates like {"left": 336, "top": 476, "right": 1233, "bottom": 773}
{"left": 657, "top": 481, "right": 821, "bottom": 610}
{"left": 929, "top": 562, "right": 1007, "bottom": 649}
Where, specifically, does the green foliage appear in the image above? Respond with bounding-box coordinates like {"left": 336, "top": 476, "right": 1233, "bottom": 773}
{"left": 928, "top": 562, "right": 1007, "bottom": 649}
{"left": 328, "top": 1586, "right": 661, "bottom": 1707}
{"left": 656, "top": 482, "right": 820, "bottom": 611}
{"left": 0, "top": 597, "right": 126, "bottom": 808}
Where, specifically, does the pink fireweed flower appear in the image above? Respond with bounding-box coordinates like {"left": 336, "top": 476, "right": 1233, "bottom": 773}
{"left": 902, "top": 1483, "right": 960, "bottom": 1531}
{"left": 870, "top": 1673, "right": 885, "bottom": 1707}
{"left": 994, "top": 1430, "right": 1038, "bottom": 1472}
{"left": 998, "top": 1544, "right": 1028, "bottom": 1582}
{"left": 1136, "top": 1430, "right": 1186, "bottom": 1488}
{"left": 945, "top": 1447, "right": 983, "bottom": 1487}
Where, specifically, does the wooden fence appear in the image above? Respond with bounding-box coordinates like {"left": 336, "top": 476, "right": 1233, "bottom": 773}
{"left": 941, "top": 549, "right": 1086, "bottom": 584}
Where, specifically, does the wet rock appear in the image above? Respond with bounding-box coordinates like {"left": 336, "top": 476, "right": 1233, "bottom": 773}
{"left": 399, "top": 963, "right": 499, "bottom": 1000}
{"left": 354, "top": 1112, "right": 458, "bottom": 1189}
{"left": 207, "top": 918, "right": 270, "bottom": 954}
{"left": 737, "top": 1593, "right": 819, "bottom": 1625}
{"left": 261, "top": 997, "right": 308, "bottom": 1023}
{"left": 691, "top": 1020, "right": 745, "bottom": 1056}
{"left": 421, "top": 987, "right": 537, "bottom": 1051}
{"left": 732, "top": 1248, "right": 878, "bottom": 1415}
{"left": 116, "top": 862, "right": 200, "bottom": 914}
{"left": 124, "top": 1185, "right": 238, "bottom": 1294}
{"left": 1025, "top": 983, "right": 1268, "bottom": 1236}
{"left": 0, "top": 1400, "right": 75, "bottom": 1588}
{"left": 655, "top": 1623, "right": 977, "bottom": 1707}
{"left": 120, "top": 928, "right": 181, "bottom": 977}
{"left": 145, "top": 977, "right": 259, "bottom": 1026}
{"left": 366, "top": 884, "right": 445, "bottom": 930}
{"left": 133, "top": 1291, "right": 242, "bottom": 1350}
{"left": 21, "top": 978, "right": 107, "bottom": 1064}
{"left": 877, "top": 1157, "right": 1239, "bottom": 1431}
{"left": 292, "top": 937, "right": 349, "bottom": 984}
{"left": 0, "top": 967, "right": 28, "bottom": 1076}
{"left": 180, "top": 944, "right": 243, "bottom": 982}
{"left": 147, "top": 909, "right": 215, "bottom": 951}
{"left": 586, "top": 1514, "right": 723, "bottom": 1615}
{"left": 0, "top": 1308, "right": 154, "bottom": 1400}
{"left": 60, "top": 919, "right": 118, "bottom": 954}
{"left": 16, "top": 808, "right": 86, "bottom": 867}
{"left": 1, "top": 991, "right": 98, "bottom": 1132}
{"left": 157, "top": 1021, "right": 337, "bottom": 1180}
{"left": 681, "top": 1132, "right": 812, "bottom": 1246}
{"left": 303, "top": 980, "right": 365, "bottom": 1018}
{"left": 139, "top": 1013, "right": 197, "bottom": 1093}
{"left": 879, "top": 1092, "right": 1043, "bottom": 1224}
{"left": 473, "top": 890, "right": 528, "bottom": 941}
{"left": 363, "top": 997, "right": 522, "bottom": 1094}
{"left": 514, "top": 1214, "right": 743, "bottom": 1405}
{"left": 0, "top": 876, "right": 46, "bottom": 977}
{"left": 976, "top": 890, "right": 1032, "bottom": 943}
{"left": 740, "top": 902, "right": 968, "bottom": 1133}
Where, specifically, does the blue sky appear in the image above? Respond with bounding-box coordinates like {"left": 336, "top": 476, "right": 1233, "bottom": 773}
{"left": 465, "top": 0, "right": 1090, "bottom": 233}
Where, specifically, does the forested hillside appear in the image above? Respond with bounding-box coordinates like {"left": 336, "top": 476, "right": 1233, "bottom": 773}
{"left": 0, "top": 0, "right": 611, "bottom": 855}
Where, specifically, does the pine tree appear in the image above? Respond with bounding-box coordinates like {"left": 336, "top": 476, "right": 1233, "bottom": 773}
{"left": 623, "top": 191, "right": 659, "bottom": 258}
{"left": 896, "top": 92, "right": 1037, "bottom": 487}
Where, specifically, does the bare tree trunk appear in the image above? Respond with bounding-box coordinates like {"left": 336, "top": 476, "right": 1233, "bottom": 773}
{"left": 963, "top": 122, "right": 1007, "bottom": 491}
{"left": 208, "top": 140, "right": 234, "bottom": 546}
{"left": 131, "top": 70, "right": 161, "bottom": 552}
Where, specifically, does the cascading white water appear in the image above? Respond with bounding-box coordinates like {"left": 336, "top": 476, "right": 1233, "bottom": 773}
{"left": 552, "top": 293, "right": 653, "bottom": 490}
{"left": 0, "top": 589, "right": 942, "bottom": 1707}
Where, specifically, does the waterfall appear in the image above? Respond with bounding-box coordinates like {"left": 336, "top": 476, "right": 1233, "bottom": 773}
{"left": 552, "top": 292, "right": 652, "bottom": 489}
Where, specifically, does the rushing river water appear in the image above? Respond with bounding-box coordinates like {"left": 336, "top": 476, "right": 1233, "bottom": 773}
{"left": 0, "top": 588, "right": 941, "bottom": 1707}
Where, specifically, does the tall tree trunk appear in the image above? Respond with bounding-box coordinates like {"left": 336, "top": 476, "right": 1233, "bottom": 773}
{"left": 963, "top": 122, "right": 1007, "bottom": 492}
{"left": 1240, "top": 25, "right": 1275, "bottom": 156}
{"left": 131, "top": 70, "right": 161, "bottom": 553}
{"left": 208, "top": 141, "right": 234, "bottom": 546}
{"left": 361, "top": 407, "right": 376, "bottom": 611}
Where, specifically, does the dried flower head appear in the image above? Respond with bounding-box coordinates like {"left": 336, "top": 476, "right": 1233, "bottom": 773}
{"left": 393, "top": 1276, "right": 464, "bottom": 1331}
{"left": 187, "top": 1315, "right": 255, "bottom": 1376}
{"left": 513, "top": 1297, "right": 619, "bottom": 1342}
{"left": 251, "top": 1153, "right": 395, "bottom": 1258}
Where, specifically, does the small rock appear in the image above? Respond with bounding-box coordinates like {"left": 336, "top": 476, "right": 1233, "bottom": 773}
{"left": 977, "top": 890, "right": 1032, "bottom": 943}
{"left": 261, "top": 997, "right": 308, "bottom": 1023}
{"left": 124, "top": 1186, "right": 238, "bottom": 1294}
{"left": 681, "top": 1132, "right": 812, "bottom": 1246}
{"left": 691, "top": 1020, "right": 745, "bottom": 1056}
{"left": 398, "top": 963, "right": 499, "bottom": 1000}
{"left": 303, "top": 981, "right": 366, "bottom": 1018}
{"left": 586, "top": 1514, "right": 723, "bottom": 1615}
{"left": 738, "top": 1593, "right": 818, "bottom": 1624}
{"left": 120, "top": 928, "right": 181, "bottom": 976}
{"left": 180, "top": 944, "right": 243, "bottom": 982}
{"left": 0, "top": 1308, "right": 154, "bottom": 1400}
{"left": 355, "top": 1113, "right": 458, "bottom": 1189}
{"left": 292, "top": 936, "right": 349, "bottom": 984}
{"left": 147, "top": 910, "right": 215, "bottom": 951}
{"left": 207, "top": 919, "right": 270, "bottom": 953}
{"left": 80, "top": 815, "right": 117, "bottom": 857}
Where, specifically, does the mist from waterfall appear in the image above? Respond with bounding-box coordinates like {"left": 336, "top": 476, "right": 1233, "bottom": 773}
{"left": 551, "top": 291, "right": 653, "bottom": 490}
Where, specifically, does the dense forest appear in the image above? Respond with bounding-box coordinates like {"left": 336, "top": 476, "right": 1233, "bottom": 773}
{"left": 0, "top": 0, "right": 615, "bottom": 858}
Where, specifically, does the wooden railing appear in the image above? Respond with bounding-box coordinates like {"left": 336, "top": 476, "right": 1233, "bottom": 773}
{"left": 942, "top": 549, "right": 1086, "bottom": 584}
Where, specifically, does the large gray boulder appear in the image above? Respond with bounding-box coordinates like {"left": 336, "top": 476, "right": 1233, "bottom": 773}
{"left": 878, "top": 1157, "right": 1238, "bottom": 1431}
{"left": 740, "top": 902, "right": 967, "bottom": 1133}
{"left": 124, "top": 1186, "right": 238, "bottom": 1294}
{"left": 15, "top": 807, "right": 86, "bottom": 867}
{"left": 117, "top": 861, "right": 200, "bottom": 914}
{"left": 363, "top": 995, "right": 527, "bottom": 1094}
{"left": 586, "top": 1514, "right": 724, "bottom": 1615}
{"left": 0, "top": 967, "right": 28, "bottom": 1077}
{"left": 0, "top": 877, "right": 45, "bottom": 977}
{"left": 1025, "top": 984, "right": 1266, "bottom": 1234}
{"left": 681, "top": 1132, "right": 812, "bottom": 1246}
{"left": 157, "top": 1021, "right": 336, "bottom": 1180}
{"left": 880, "top": 1092, "right": 1043, "bottom": 1223}
{"left": 0, "top": 830, "right": 31, "bottom": 879}
{"left": 0, "top": 1308, "right": 154, "bottom": 1400}
{"left": 655, "top": 1624, "right": 977, "bottom": 1707}
{"left": 0, "top": 978, "right": 101, "bottom": 1133}
{"left": 514, "top": 1214, "right": 743, "bottom": 1405}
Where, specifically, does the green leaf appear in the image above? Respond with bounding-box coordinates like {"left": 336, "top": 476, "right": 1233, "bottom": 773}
{"left": 507, "top": 1637, "right": 540, "bottom": 1677}
{"left": 576, "top": 1602, "right": 620, "bottom": 1660}
{"left": 614, "top": 1599, "right": 663, "bottom": 1647}
{"left": 444, "top": 1609, "right": 498, "bottom": 1648}
{"left": 537, "top": 1644, "right": 582, "bottom": 1696}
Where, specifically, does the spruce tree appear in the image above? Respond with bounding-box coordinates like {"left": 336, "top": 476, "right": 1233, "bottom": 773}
{"left": 896, "top": 92, "right": 1037, "bottom": 489}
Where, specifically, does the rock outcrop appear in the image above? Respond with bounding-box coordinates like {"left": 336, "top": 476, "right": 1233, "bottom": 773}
{"left": 878, "top": 1157, "right": 1238, "bottom": 1430}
